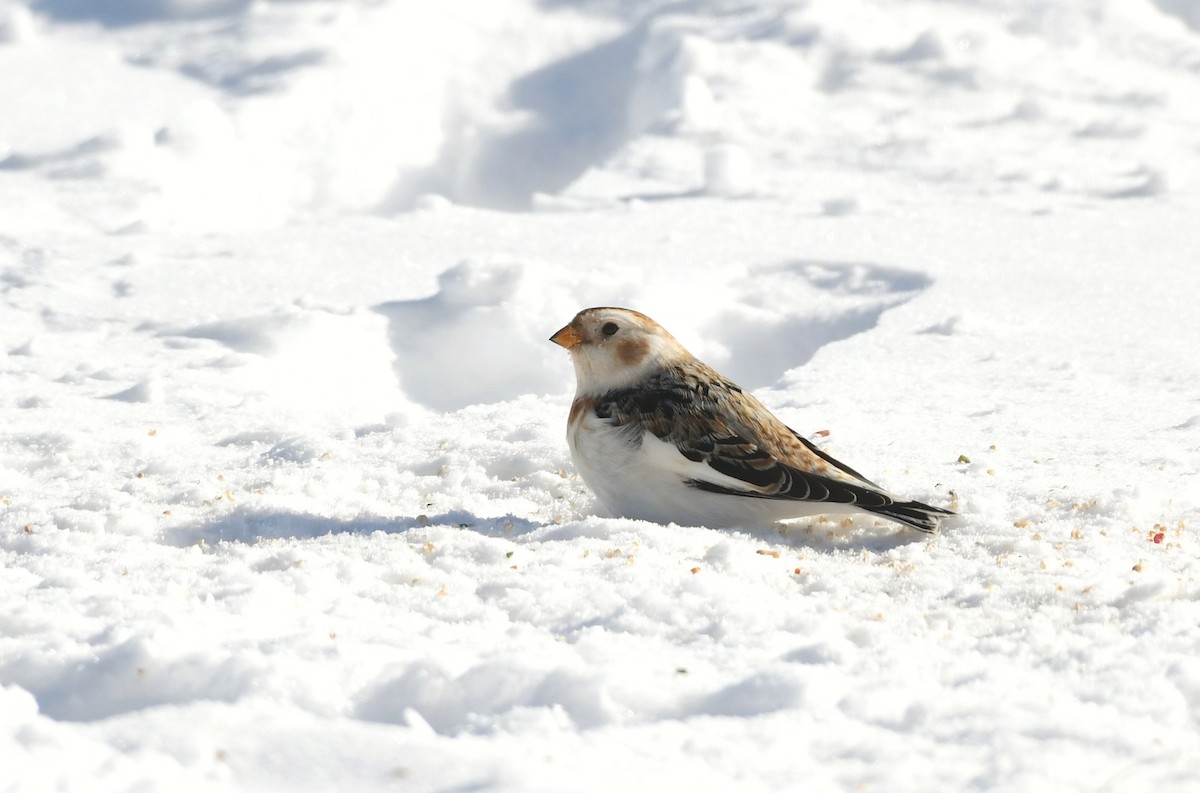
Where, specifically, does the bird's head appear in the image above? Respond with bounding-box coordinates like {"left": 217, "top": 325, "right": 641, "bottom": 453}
{"left": 550, "top": 307, "right": 688, "bottom": 394}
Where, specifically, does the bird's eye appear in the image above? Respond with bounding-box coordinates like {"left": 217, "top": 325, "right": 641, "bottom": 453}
{"left": 601, "top": 322, "right": 619, "bottom": 336}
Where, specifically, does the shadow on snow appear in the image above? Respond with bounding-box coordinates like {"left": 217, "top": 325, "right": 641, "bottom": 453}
{"left": 164, "top": 507, "right": 545, "bottom": 547}
{"left": 165, "top": 505, "right": 929, "bottom": 554}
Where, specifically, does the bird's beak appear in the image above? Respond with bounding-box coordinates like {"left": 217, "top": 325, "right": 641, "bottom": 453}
{"left": 550, "top": 324, "right": 582, "bottom": 349}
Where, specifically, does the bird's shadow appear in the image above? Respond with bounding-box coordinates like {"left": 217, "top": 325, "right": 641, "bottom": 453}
{"left": 161, "top": 505, "right": 931, "bottom": 556}
{"left": 729, "top": 517, "right": 933, "bottom": 554}
{"left": 161, "top": 506, "right": 544, "bottom": 548}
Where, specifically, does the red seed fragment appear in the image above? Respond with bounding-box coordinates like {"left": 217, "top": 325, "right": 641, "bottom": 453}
{"left": 1153, "top": 532, "right": 1165, "bottom": 544}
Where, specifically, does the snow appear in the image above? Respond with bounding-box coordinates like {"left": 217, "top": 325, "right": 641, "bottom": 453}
{"left": 2, "top": 0, "right": 1200, "bottom": 790}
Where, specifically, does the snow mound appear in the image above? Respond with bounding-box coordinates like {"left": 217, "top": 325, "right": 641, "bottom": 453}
{"left": 170, "top": 305, "right": 409, "bottom": 417}
{"left": 375, "top": 259, "right": 574, "bottom": 410}
{"left": 0, "top": 4, "right": 36, "bottom": 42}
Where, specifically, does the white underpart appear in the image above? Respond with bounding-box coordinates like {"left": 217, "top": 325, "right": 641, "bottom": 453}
{"left": 568, "top": 410, "right": 860, "bottom": 529}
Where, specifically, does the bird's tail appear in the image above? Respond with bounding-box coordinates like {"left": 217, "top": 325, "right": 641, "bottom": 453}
{"left": 866, "top": 500, "right": 955, "bottom": 533}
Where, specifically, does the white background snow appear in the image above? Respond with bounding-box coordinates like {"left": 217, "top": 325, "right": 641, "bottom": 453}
{"left": 3, "top": 0, "right": 1200, "bottom": 790}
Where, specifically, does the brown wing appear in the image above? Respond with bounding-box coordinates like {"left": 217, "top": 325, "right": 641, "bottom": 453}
{"left": 591, "top": 363, "right": 896, "bottom": 508}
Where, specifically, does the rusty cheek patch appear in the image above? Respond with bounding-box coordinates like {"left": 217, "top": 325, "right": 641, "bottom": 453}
{"left": 615, "top": 338, "right": 650, "bottom": 366}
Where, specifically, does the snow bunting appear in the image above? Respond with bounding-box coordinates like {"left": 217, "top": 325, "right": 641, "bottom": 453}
{"left": 550, "top": 307, "right": 954, "bottom": 532}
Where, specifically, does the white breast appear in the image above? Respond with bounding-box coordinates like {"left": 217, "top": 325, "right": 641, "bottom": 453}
{"left": 568, "top": 411, "right": 671, "bottom": 522}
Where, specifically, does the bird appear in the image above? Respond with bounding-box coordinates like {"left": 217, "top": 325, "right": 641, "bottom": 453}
{"left": 550, "top": 307, "right": 955, "bottom": 532}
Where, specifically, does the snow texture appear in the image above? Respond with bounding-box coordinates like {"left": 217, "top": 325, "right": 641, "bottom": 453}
{"left": 2, "top": 0, "right": 1200, "bottom": 791}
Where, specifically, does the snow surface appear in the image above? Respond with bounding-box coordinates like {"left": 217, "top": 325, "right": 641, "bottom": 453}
{"left": 3, "top": 0, "right": 1200, "bottom": 790}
